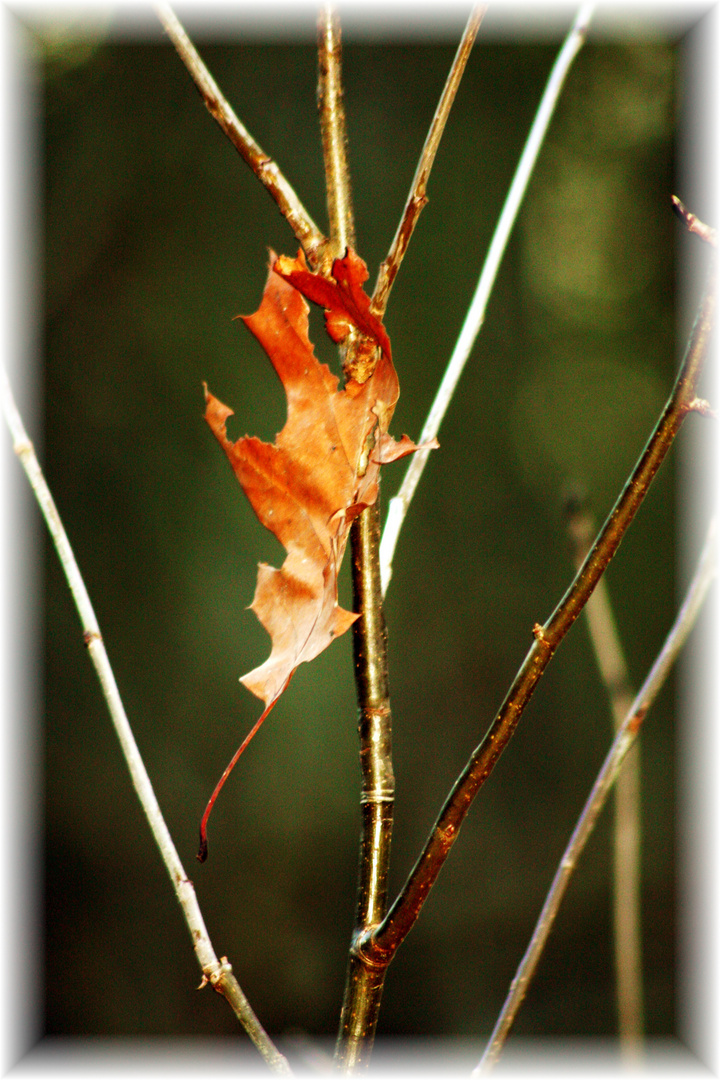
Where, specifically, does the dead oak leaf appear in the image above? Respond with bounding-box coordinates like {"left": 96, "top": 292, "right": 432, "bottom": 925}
{"left": 206, "top": 249, "right": 429, "bottom": 708}
{"left": 199, "top": 249, "right": 436, "bottom": 860}
{"left": 274, "top": 247, "right": 392, "bottom": 364}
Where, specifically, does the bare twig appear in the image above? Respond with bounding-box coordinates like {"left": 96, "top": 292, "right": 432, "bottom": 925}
{"left": 355, "top": 238, "right": 715, "bottom": 972}
{"left": 566, "top": 497, "right": 643, "bottom": 1056}
{"left": 672, "top": 195, "right": 718, "bottom": 247}
{"left": 379, "top": 3, "right": 595, "bottom": 594}
{"left": 315, "top": 9, "right": 394, "bottom": 1069}
{"left": 155, "top": 2, "right": 327, "bottom": 268}
{"left": 0, "top": 365, "right": 291, "bottom": 1075}
{"left": 318, "top": 4, "right": 355, "bottom": 260}
{"left": 336, "top": 503, "right": 395, "bottom": 1071}
{"left": 370, "top": 5, "right": 487, "bottom": 319}
{"left": 317, "top": 3, "right": 365, "bottom": 386}
{"left": 476, "top": 515, "right": 716, "bottom": 1075}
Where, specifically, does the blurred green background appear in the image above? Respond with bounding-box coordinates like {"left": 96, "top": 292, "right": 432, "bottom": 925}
{"left": 33, "top": 1, "right": 710, "bottom": 1053}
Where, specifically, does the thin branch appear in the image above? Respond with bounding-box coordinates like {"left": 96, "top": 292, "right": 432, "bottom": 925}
{"left": 317, "top": 2, "right": 363, "bottom": 385}
{"left": 0, "top": 365, "right": 291, "bottom": 1075}
{"left": 314, "top": 10, "right": 393, "bottom": 1069}
{"left": 155, "top": 2, "right": 327, "bottom": 268}
{"left": 355, "top": 240, "right": 715, "bottom": 970}
{"left": 370, "top": 5, "right": 487, "bottom": 319}
{"left": 318, "top": 4, "right": 356, "bottom": 260}
{"left": 566, "top": 497, "right": 643, "bottom": 1056}
{"left": 672, "top": 195, "right": 718, "bottom": 247}
{"left": 476, "top": 515, "right": 717, "bottom": 1075}
{"left": 336, "top": 503, "right": 395, "bottom": 1071}
{"left": 379, "top": 3, "right": 595, "bottom": 595}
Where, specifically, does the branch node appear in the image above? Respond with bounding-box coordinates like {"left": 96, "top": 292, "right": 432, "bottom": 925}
{"left": 359, "top": 789, "right": 395, "bottom": 805}
{"left": 209, "top": 956, "right": 234, "bottom": 990}
{"left": 532, "top": 623, "right": 546, "bottom": 641}
{"left": 13, "top": 436, "right": 33, "bottom": 460}
{"left": 688, "top": 396, "right": 717, "bottom": 419}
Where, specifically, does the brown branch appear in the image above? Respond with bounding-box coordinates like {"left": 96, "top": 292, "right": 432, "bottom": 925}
{"left": 371, "top": 6, "right": 487, "bottom": 319}
{"left": 354, "top": 238, "right": 716, "bottom": 969}
{"left": 314, "top": 9, "right": 393, "bottom": 1069}
{"left": 476, "top": 514, "right": 716, "bottom": 1075}
{"left": 155, "top": 2, "right": 328, "bottom": 267}
{"left": 336, "top": 502, "right": 395, "bottom": 1071}
{"left": 566, "top": 496, "right": 643, "bottom": 1056}
{"left": 378, "top": 2, "right": 593, "bottom": 593}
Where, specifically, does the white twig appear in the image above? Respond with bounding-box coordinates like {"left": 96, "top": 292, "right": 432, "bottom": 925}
{"left": 379, "top": 3, "right": 595, "bottom": 595}
{"left": 0, "top": 364, "right": 291, "bottom": 1074}
{"left": 475, "top": 515, "right": 717, "bottom": 1075}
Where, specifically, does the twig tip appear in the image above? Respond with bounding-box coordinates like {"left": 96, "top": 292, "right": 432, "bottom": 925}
{"left": 671, "top": 195, "right": 717, "bottom": 246}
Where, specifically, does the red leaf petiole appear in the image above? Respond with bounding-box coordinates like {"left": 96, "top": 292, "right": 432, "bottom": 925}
{"left": 198, "top": 698, "right": 278, "bottom": 862}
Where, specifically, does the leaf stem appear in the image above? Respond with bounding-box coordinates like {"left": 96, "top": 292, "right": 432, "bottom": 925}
{"left": 155, "top": 2, "right": 327, "bottom": 268}
{"left": 379, "top": 3, "right": 595, "bottom": 594}
{"left": 357, "top": 239, "right": 715, "bottom": 969}
{"left": 475, "top": 514, "right": 716, "bottom": 1075}
{"left": 371, "top": 5, "right": 487, "bottom": 319}
{"left": 0, "top": 365, "right": 291, "bottom": 1074}
{"left": 197, "top": 698, "right": 277, "bottom": 863}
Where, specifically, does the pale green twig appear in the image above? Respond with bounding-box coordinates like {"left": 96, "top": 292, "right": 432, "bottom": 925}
{"left": 475, "top": 516, "right": 716, "bottom": 1075}
{"left": 0, "top": 364, "right": 291, "bottom": 1074}
{"left": 567, "top": 501, "right": 644, "bottom": 1056}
